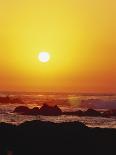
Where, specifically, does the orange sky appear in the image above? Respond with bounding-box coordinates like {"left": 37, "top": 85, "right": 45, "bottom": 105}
{"left": 0, "top": 0, "right": 116, "bottom": 93}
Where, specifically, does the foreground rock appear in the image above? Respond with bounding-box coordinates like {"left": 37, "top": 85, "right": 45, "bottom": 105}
{"left": 0, "top": 120, "right": 116, "bottom": 155}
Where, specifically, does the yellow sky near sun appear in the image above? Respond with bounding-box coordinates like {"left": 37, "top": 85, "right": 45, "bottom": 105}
{"left": 0, "top": 0, "right": 116, "bottom": 92}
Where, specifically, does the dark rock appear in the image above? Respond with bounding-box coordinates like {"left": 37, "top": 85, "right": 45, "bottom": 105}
{"left": 0, "top": 120, "right": 116, "bottom": 155}
{"left": 39, "top": 104, "right": 62, "bottom": 116}
{"left": 14, "top": 104, "right": 62, "bottom": 116}
{"left": 14, "top": 106, "right": 30, "bottom": 115}
{"left": 14, "top": 106, "right": 40, "bottom": 115}
{"left": 84, "top": 109, "right": 101, "bottom": 116}
{"left": 30, "top": 107, "right": 40, "bottom": 115}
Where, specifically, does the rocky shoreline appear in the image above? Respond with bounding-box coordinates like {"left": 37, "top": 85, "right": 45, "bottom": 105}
{"left": 0, "top": 120, "right": 116, "bottom": 155}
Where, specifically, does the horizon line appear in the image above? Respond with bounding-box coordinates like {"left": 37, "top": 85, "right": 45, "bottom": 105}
{"left": 0, "top": 90, "right": 116, "bottom": 95}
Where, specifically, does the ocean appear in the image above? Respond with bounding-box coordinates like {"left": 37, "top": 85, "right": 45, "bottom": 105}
{"left": 0, "top": 92, "right": 116, "bottom": 128}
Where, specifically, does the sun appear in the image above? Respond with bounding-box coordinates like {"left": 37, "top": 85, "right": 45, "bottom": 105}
{"left": 38, "top": 52, "right": 50, "bottom": 63}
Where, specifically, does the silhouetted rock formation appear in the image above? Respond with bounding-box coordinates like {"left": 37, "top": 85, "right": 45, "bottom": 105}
{"left": 0, "top": 96, "right": 24, "bottom": 104}
{"left": 0, "top": 120, "right": 116, "bottom": 155}
{"left": 39, "top": 104, "right": 62, "bottom": 116}
{"left": 30, "top": 107, "right": 40, "bottom": 115}
{"left": 14, "top": 105, "right": 104, "bottom": 117}
{"left": 84, "top": 109, "right": 101, "bottom": 116}
{"left": 14, "top": 104, "right": 62, "bottom": 116}
{"left": 63, "top": 109, "right": 101, "bottom": 117}
{"left": 14, "top": 106, "right": 31, "bottom": 115}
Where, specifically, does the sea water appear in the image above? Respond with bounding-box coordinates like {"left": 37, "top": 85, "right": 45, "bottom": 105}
{"left": 0, "top": 92, "right": 116, "bottom": 128}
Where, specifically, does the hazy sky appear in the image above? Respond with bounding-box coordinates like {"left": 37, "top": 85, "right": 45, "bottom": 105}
{"left": 0, "top": 0, "right": 116, "bottom": 92}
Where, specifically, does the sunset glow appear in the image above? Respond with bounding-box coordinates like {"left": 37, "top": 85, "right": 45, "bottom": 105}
{"left": 0, "top": 0, "right": 116, "bottom": 93}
